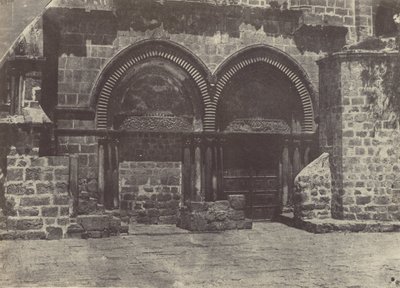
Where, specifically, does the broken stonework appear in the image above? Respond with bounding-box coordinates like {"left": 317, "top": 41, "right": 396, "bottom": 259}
{"left": 294, "top": 153, "right": 332, "bottom": 220}
{"left": 69, "top": 215, "right": 128, "bottom": 239}
{"left": 177, "top": 195, "right": 252, "bottom": 232}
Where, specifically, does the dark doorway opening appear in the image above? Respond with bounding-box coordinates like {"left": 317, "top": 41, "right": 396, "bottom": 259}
{"left": 222, "top": 134, "right": 283, "bottom": 220}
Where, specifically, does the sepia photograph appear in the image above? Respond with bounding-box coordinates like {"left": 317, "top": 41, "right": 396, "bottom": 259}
{"left": 0, "top": 0, "right": 400, "bottom": 287}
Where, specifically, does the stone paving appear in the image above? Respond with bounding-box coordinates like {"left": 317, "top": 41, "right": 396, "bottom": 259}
{"left": 0, "top": 222, "right": 400, "bottom": 287}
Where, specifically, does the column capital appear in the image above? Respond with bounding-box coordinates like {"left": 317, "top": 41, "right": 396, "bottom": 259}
{"left": 193, "top": 136, "right": 203, "bottom": 146}
{"left": 183, "top": 136, "right": 192, "bottom": 147}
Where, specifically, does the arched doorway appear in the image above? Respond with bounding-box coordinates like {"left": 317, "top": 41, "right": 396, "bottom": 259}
{"left": 214, "top": 46, "right": 317, "bottom": 219}
{"left": 92, "top": 40, "right": 210, "bottom": 212}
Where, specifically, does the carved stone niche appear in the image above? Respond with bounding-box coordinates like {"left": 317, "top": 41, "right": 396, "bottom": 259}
{"left": 225, "top": 118, "right": 291, "bottom": 134}
{"left": 115, "top": 111, "right": 194, "bottom": 132}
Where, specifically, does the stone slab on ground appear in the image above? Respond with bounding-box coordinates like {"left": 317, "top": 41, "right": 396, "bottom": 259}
{"left": 278, "top": 212, "right": 400, "bottom": 233}
{"left": 0, "top": 222, "right": 399, "bottom": 288}
{"left": 66, "top": 215, "right": 128, "bottom": 239}
{"left": 129, "top": 224, "right": 190, "bottom": 236}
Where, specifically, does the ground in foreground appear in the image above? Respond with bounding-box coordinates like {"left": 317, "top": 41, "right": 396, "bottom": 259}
{"left": 0, "top": 222, "right": 399, "bottom": 288}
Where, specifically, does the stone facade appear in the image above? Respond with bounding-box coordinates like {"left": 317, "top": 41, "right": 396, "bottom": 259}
{"left": 57, "top": 136, "right": 98, "bottom": 189}
{"left": 119, "top": 161, "right": 182, "bottom": 224}
{"left": 49, "top": 0, "right": 344, "bottom": 116}
{"left": 1, "top": 0, "right": 400, "bottom": 238}
{"left": 56, "top": 135, "right": 98, "bottom": 214}
{"left": 3, "top": 147, "right": 71, "bottom": 239}
{"left": 293, "top": 152, "right": 332, "bottom": 220}
{"left": 319, "top": 52, "right": 400, "bottom": 222}
{"left": 290, "top": 0, "right": 374, "bottom": 43}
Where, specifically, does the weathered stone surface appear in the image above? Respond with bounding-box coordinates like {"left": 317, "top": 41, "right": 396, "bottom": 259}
{"left": 53, "top": 195, "right": 70, "bottom": 205}
{"left": 119, "top": 161, "right": 182, "bottom": 224}
{"left": 177, "top": 200, "right": 253, "bottom": 232}
{"left": 159, "top": 215, "right": 177, "bottom": 225}
{"left": 189, "top": 202, "right": 208, "bottom": 212}
{"left": 7, "top": 218, "right": 43, "bottom": 230}
{"left": 0, "top": 231, "right": 15, "bottom": 241}
{"left": 294, "top": 153, "right": 332, "bottom": 220}
{"left": 319, "top": 54, "right": 400, "bottom": 221}
{"left": 76, "top": 215, "right": 110, "bottom": 231}
{"left": 45, "top": 218, "right": 56, "bottom": 225}
{"left": 228, "top": 195, "right": 246, "bottom": 210}
{"left": 227, "top": 210, "right": 245, "bottom": 221}
{"left": 3, "top": 152, "right": 72, "bottom": 238}
{"left": 236, "top": 219, "right": 253, "bottom": 230}
{"left": 210, "top": 201, "right": 230, "bottom": 211}
{"left": 41, "top": 207, "right": 59, "bottom": 217}
{"left": 46, "top": 227, "right": 63, "bottom": 240}
{"left": 20, "top": 196, "right": 51, "bottom": 207}
{"left": 57, "top": 218, "right": 69, "bottom": 226}
{"left": 6, "top": 184, "right": 34, "bottom": 195}
{"left": 36, "top": 182, "right": 55, "bottom": 194}
{"left": 11, "top": 231, "right": 47, "bottom": 240}
{"left": 25, "top": 168, "right": 41, "bottom": 181}
{"left": 6, "top": 168, "right": 23, "bottom": 181}
{"left": 87, "top": 179, "right": 98, "bottom": 193}
{"left": 17, "top": 207, "right": 39, "bottom": 217}
{"left": 66, "top": 223, "right": 85, "bottom": 239}
{"left": 290, "top": 216, "right": 400, "bottom": 233}
{"left": 55, "top": 183, "right": 68, "bottom": 193}
{"left": 109, "top": 216, "right": 121, "bottom": 234}
{"left": 86, "top": 231, "right": 105, "bottom": 238}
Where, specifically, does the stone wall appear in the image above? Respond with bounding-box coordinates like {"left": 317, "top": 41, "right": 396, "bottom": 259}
{"left": 291, "top": 0, "right": 356, "bottom": 41}
{"left": 318, "top": 56, "right": 343, "bottom": 218}
{"left": 49, "top": 0, "right": 342, "bottom": 115}
{"left": 290, "top": 0, "right": 374, "bottom": 43}
{"left": 47, "top": 0, "right": 354, "bottom": 167}
{"left": 294, "top": 152, "right": 332, "bottom": 220}
{"left": 56, "top": 134, "right": 99, "bottom": 214}
{"left": 57, "top": 135, "right": 97, "bottom": 190}
{"left": 3, "top": 147, "right": 71, "bottom": 239}
{"left": 0, "top": 0, "right": 47, "bottom": 61}
{"left": 0, "top": 124, "right": 51, "bottom": 216}
{"left": 319, "top": 52, "right": 400, "bottom": 221}
{"left": 177, "top": 195, "right": 252, "bottom": 231}
{"left": 119, "top": 161, "right": 182, "bottom": 224}
{"left": 58, "top": 55, "right": 108, "bottom": 108}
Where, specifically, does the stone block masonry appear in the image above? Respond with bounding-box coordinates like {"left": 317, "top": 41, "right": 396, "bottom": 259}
{"left": 57, "top": 135, "right": 98, "bottom": 212}
{"left": 50, "top": 0, "right": 353, "bottom": 137}
{"left": 318, "top": 52, "right": 400, "bottom": 222}
{"left": 3, "top": 147, "right": 71, "bottom": 240}
{"left": 177, "top": 195, "right": 252, "bottom": 231}
{"left": 294, "top": 153, "right": 332, "bottom": 220}
{"left": 119, "top": 161, "right": 182, "bottom": 224}
{"left": 49, "top": 0, "right": 342, "bottom": 109}
{"left": 290, "top": 0, "right": 360, "bottom": 43}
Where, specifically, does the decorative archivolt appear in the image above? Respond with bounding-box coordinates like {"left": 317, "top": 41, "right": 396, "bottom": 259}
{"left": 211, "top": 55, "right": 315, "bottom": 133}
{"left": 94, "top": 42, "right": 315, "bottom": 133}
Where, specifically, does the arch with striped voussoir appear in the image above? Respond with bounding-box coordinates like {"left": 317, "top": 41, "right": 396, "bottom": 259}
{"left": 93, "top": 40, "right": 212, "bottom": 130}
{"left": 212, "top": 46, "right": 317, "bottom": 133}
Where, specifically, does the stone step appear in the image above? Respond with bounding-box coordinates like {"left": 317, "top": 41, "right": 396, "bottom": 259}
{"left": 77, "top": 198, "right": 103, "bottom": 215}
{"left": 129, "top": 224, "right": 189, "bottom": 236}
{"left": 274, "top": 212, "right": 295, "bottom": 227}
{"left": 66, "top": 214, "right": 128, "bottom": 239}
{"left": 276, "top": 213, "right": 400, "bottom": 233}
{"left": 0, "top": 229, "right": 46, "bottom": 240}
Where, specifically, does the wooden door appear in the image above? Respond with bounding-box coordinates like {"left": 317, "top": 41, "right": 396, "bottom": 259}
{"left": 222, "top": 135, "right": 282, "bottom": 220}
